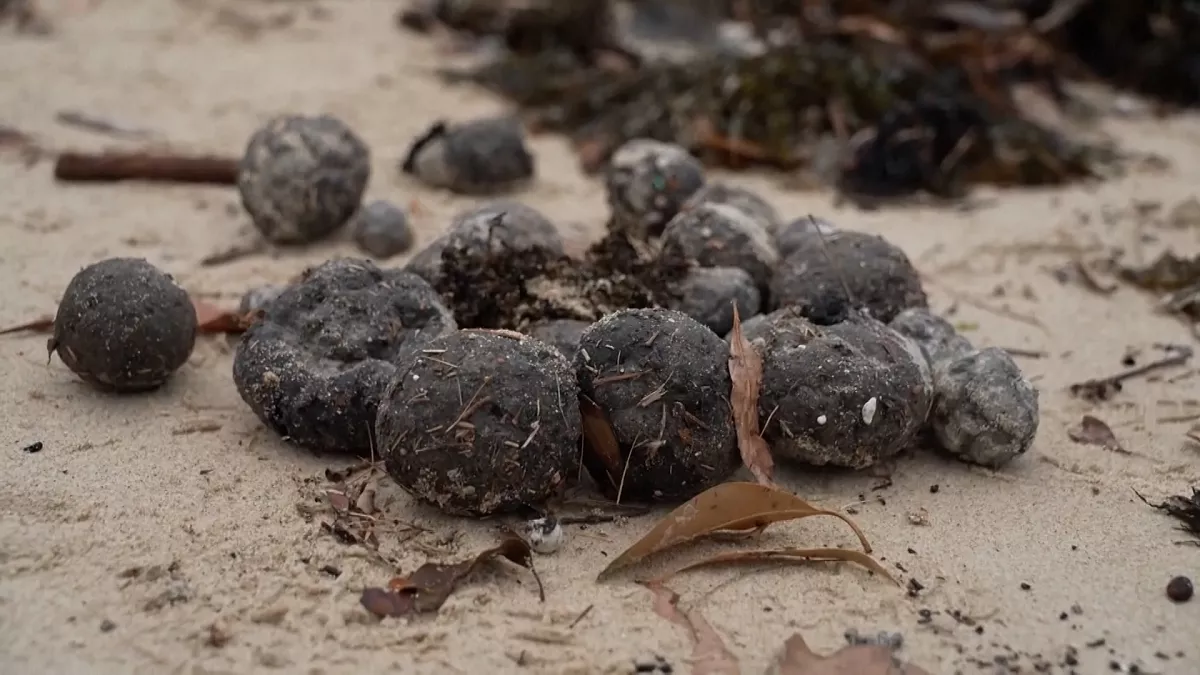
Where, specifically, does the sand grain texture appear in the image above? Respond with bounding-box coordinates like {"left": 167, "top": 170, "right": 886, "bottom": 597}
{"left": 1, "top": 2, "right": 1198, "bottom": 674}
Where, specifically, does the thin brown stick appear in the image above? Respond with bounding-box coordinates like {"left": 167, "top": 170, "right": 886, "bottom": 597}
{"left": 54, "top": 151, "right": 239, "bottom": 184}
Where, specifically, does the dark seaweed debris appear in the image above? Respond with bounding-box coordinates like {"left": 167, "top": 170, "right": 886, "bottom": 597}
{"left": 1137, "top": 487, "right": 1200, "bottom": 544}
{"left": 417, "top": 0, "right": 1200, "bottom": 199}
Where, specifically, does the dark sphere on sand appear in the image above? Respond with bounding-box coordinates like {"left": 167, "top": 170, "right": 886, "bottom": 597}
{"left": 377, "top": 329, "right": 581, "bottom": 516}
{"left": 683, "top": 182, "right": 782, "bottom": 233}
{"left": 669, "top": 266, "right": 760, "bottom": 336}
{"left": 770, "top": 230, "right": 927, "bottom": 324}
{"left": 237, "top": 114, "right": 371, "bottom": 245}
{"left": 402, "top": 117, "right": 534, "bottom": 195}
{"left": 747, "top": 309, "right": 933, "bottom": 469}
{"left": 660, "top": 201, "right": 780, "bottom": 290}
{"left": 50, "top": 257, "right": 197, "bottom": 392}
{"left": 405, "top": 201, "right": 563, "bottom": 287}
{"left": 575, "top": 308, "right": 737, "bottom": 502}
{"left": 605, "top": 139, "right": 706, "bottom": 238}
{"left": 233, "top": 259, "right": 456, "bottom": 455}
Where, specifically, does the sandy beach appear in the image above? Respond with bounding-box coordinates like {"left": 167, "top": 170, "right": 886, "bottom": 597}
{"left": 1, "top": 2, "right": 1198, "bottom": 674}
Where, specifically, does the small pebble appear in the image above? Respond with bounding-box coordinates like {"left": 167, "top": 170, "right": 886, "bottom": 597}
{"left": 1166, "top": 576, "right": 1193, "bottom": 603}
{"left": 402, "top": 117, "right": 534, "bottom": 195}
{"left": 237, "top": 114, "right": 371, "bottom": 245}
{"left": 605, "top": 138, "right": 706, "bottom": 238}
{"left": 351, "top": 200, "right": 414, "bottom": 258}
{"left": 50, "top": 258, "right": 197, "bottom": 392}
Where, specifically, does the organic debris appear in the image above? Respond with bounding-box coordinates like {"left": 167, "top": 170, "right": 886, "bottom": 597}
{"left": 1067, "top": 415, "right": 1127, "bottom": 454}
{"left": 423, "top": 2, "right": 1153, "bottom": 200}
{"left": 1135, "top": 487, "right": 1200, "bottom": 545}
{"left": 769, "top": 632, "right": 930, "bottom": 675}
{"left": 1118, "top": 251, "right": 1200, "bottom": 322}
{"left": 727, "top": 304, "right": 774, "bottom": 486}
{"left": 1, "top": 298, "right": 255, "bottom": 337}
{"left": 1068, "top": 344, "right": 1194, "bottom": 401}
{"left": 359, "top": 535, "right": 544, "bottom": 618}
{"left": 642, "top": 582, "right": 740, "bottom": 675}
{"left": 652, "top": 547, "right": 894, "bottom": 585}
{"left": 598, "top": 482, "right": 875, "bottom": 580}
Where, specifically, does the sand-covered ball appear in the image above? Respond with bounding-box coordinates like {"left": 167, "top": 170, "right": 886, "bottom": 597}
{"left": 401, "top": 117, "right": 534, "bottom": 195}
{"left": 774, "top": 214, "right": 838, "bottom": 259}
{"left": 233, "top": 259, "right": 456, "bottom": 455}
{"left": 660, "top": 201, "right": 780, "bottom": 290}
{"left": 683, "top": 182, "right": 782, "bottom": 233}
{"left": 749, "top": 309, "right": 933, "bottom": 468}
{"left": 376, "top": 329, "right": 581, "bottom": 516}
{"left": 770, "top": 230, "right": 927, "bottom": 324}
{"left": 351, "top": 200, "right": 414, "bottom": 259}
{"left": 575, "top": 308, "right": 737, "bottom": 502}
{"left": 526, "top": 318, "right": 591, "bottom": 359}
{"left": 237, "top": 114, "right": 371, "bottom": 245}
{"left": 405, "top": 201, "right": 563, "bottom": 287}
{"left": 929, "top": 347, "right": 1039, "bottom": 468}
{"left": 50, "top": 257, "right": 197, "bottom": 392}
{"left": 669, "top": 266, "right": 760, "bottom": 336}
{"left": 605, "top": 139, "right": 706, "bottom": 238}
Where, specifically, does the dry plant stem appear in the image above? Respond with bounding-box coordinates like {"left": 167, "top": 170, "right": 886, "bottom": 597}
{"left": 54, "top": 151, "right": 239, "bottom": 184}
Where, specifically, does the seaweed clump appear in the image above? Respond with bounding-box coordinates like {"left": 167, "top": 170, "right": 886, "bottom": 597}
{"left": 418, "top": 1, "right": 1157, "bottom": 200}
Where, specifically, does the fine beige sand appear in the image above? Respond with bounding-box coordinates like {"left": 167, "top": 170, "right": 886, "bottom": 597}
{"left": 2, "top": 2, "right": 1198, "bottom": 674}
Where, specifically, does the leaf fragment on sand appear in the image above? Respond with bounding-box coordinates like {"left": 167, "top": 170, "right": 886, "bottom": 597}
{"left": 769, "top": 633, "right": 930, "bottom": 675}
{"left": 0, "top": 299, "right": 255, "bottom": 337}
{"left": 652, "top": 548, "right": 896, "bottom": 586}
{"left": 643, "top": 581, "right": 740, "bottom": 675}
{"left": 598, "top": 482, "right": 873, "bottom": 580}
{"left": 360, "top": 536, "right": 544, "bottom": 618}
{"left": 580, "top": 394, "right": 623, "bottom": 489}
{"left": 728, "top": 303, "right": 774, "bottom": 486}
{"left": 1067, "top": 414, "right": 1128, "bottom": 453}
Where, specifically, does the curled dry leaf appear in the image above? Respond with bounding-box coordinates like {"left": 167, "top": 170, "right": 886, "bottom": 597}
{"left": 580, "top": 394, "right": 624, "bottom": 489}
{"left": 1067, "top": 414, "right": 1127, "bottom": 454}
{"left": 728, "top": 303, "right": 775, "bottom": 486}
{"left": 360, "top": 536, "right": 544, "bottom": 618}
{"left": 643, "top": 581, "right": 740, "bottom": 675}
{"left": 598, "top": 482, "right": 873, "bottom": 580}
{"left": 651, "top": 548, "right": 896, "bottom": 586}
{"left": 768, "top": 633, "right": 930, "bottom": 675}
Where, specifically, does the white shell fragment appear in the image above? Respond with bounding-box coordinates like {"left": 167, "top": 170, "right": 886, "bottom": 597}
{"left": 862, "top": 397, "right": 878, "bottom": 425}
{"left": 817, "top": 414, "right": 827, "bottom": 425}
{"left": 522, "top": 516, "right": 564, "bottom": 555}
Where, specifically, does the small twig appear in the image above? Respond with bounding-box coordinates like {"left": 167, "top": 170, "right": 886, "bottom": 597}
{"left": 1070, "top": 345, "right": 1194, "bottom": 400}
{"left": 1003, "top": 347, "right": 1047, "bottom": 359}
{"left": 200, "top": 239, "right": 267, "bottom": 267}
{"left": 54, "top": 151, "right": 239, "bottom": 184}
{"left": 55, "top": 110, "right": 156, "bottom": 140}
{"left": 568, "top": 604, "right": 594, "bottom": 629}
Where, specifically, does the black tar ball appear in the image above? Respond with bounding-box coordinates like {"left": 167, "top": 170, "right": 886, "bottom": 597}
{"left": 50, "top": 257, "right": 197, "bottom": 392}
{"left": 575, "top": 308, "right": 738, "bottom": 502}
{"left": 233, "top": 258, "right": 456, "bottom": 455}
{"left": 769, "top": 229, "right": 927, "bottom": 324}
{"left": 660, "top": 201, "right": 780, "bottom": 290}
{"left": 402, "top": 117, "right": 534, "bottom": 195}
{"left": 605, "top": 139, "right": 706, "bottom": 238}
{"left": 351, "top": 200, "right": 414, "bottom": 259}
{"left": 669, "top": 266, "right": 760, "bottom": 336}
{"left": 746, "top": 309, "right": 933, "bottom": 468}
{"left": 376, "top": 329, "right": 582, "bottom": 516}
{"left": 237, "top": 114, "right": 371, "bottom": 245}
{"left": 404, "top": 200, "right": 564, "bottom": 287}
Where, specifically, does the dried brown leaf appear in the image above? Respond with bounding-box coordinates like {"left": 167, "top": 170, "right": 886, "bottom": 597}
{"left": 651, "top": 548, "right": 896, "bottom": 585}
{"left": 643, "top": 582, "right": 740, "bottom": 675}
{"left": 728, "top": 304, "right": 774, "bottom": 486}
{"left": 360, "top": 536, "right": 543, "bottom": 618}
{"left": 1067, "top": 414, "right": 1128, "bottom": 453}
{"left": 770, "top": 633, "right": 930, "bottom": 675}
{"left": 193, "top": 299, "right": 256, "bottom": 334}
{"left": 580, "top": 394, "right": 623, "bottom": 487}
{"left": 597, "top": 482, "right": 873, "bottom": 580}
